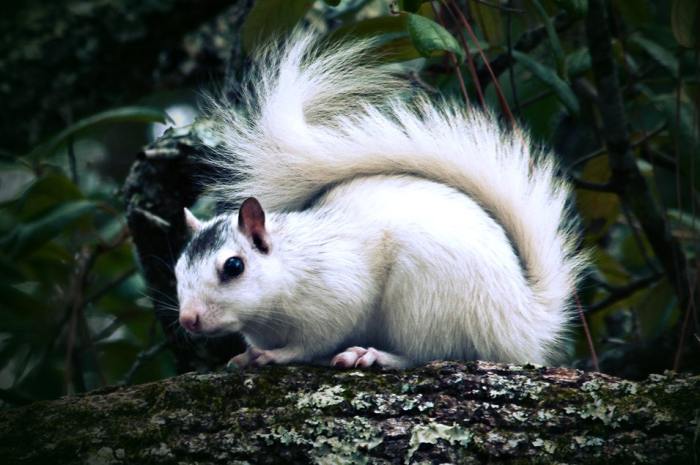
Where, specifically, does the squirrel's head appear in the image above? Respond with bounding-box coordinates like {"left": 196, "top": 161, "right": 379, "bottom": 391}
{"left": 175, "top": 197, "right": 280, "bottom": 336}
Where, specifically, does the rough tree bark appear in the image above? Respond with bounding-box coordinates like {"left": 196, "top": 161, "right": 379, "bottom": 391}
{"left": 0, "top": 361, "right": 697, "bottom": 464}
{"left": 123, "top": 121, "right": 246, "bottom": 373}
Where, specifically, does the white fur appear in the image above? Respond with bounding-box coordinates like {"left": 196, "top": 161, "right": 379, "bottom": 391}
{"left": 176, "top": 32, "right": 585, "bottom": 366}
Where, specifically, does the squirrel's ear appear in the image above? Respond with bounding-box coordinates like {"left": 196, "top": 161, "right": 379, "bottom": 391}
{"left": 184, "top": 208, "right": 203, "bottom": 234}
{"left": 238, "top": 197, "right": 270, "bottom": 254}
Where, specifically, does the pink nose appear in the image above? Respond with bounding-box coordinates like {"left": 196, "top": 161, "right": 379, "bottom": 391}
{"left": 179, "top": 310, "right": 200, "bottom": 332}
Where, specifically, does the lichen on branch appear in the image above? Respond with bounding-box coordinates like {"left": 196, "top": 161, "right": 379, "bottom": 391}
{"left": 0, "top": 361, "right": 697, "bottom": 464}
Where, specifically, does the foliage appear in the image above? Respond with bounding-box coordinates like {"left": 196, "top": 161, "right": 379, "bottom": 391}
{"left": 1, "top": 0, "right": 698, "bottom": 404}
{"left": 0, "top": 107, "right": 175, "bottom": 402}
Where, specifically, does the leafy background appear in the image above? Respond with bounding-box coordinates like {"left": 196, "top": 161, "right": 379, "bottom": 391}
{"left": 0, "top": 0, "right": 698, "bottom": 405}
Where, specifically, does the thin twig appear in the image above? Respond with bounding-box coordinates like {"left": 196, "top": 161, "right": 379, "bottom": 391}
{"left": 633, "top": 122, "right": 668, "bottom": 148}
{"left": 133, "top": 207, "right": 171, "bottom": 229}
{"left": 570, "top": 178, "right": 617, "bottom": 193}
{"left": 120, "top": 341, "right": 168, "bottom": 386}
{"left": 445, "top": 0, "right": 515, "bottom": 125}
{"left": 67, "top": 135, "right": 79, "bottom": 185}
{"left": 471, "top": 0, "right": 524, "bottom": 13}
{"left": 519, "top": 89, "right": 554, "bottom": 109}
{"left": 568, "top": 147, "right": 607, "bottom": 171}
{"left": 93, "top": 317, "right": 124, "bottom": 342}
{"left": 568, "top": 123, "right": 668, "bottom": 170}
{"left": 63, "top": 224, "right": 132, "bottom": 393}
{"left": 620, "top": 202, "right": 660, "bottom": 273}
{"left": 673, "top": 279, "right": 696, "bottom": 371}
{"left": 673, "top": 52, "right": 699, "bottom": 371}
{"left": 575, "top": 293, "right": 599, "bottom": 372}
{"left": 85, "top": 267, "right": 137, "bottom": 306}
{"left": 431, "top": 2, "right": 470, "bottom": 106}
{"left": 506, "top": 1, "right": 520, "bottom": 117}
{"left": 64, "top": 247, "right": 94, "bottom": 393}
{"left": 667, "top": 68, "right": 688, "bottom": 372}
{"left": 586, "top": 272, "right": 664, "bottom": 314}
{"left": 476, "top": 12, "right": 574, "bottom": 89}
{"left": 641, "top": 147, "right": 676, "bottom": 172}
{"left": 437, "top": 1, "right": 485, "bottom": 107}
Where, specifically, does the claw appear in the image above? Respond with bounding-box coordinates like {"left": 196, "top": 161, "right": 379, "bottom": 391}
{"left": 331, "top": 346, "right": 411, "bottom": 369}
{"left": 331, "top": 347, "right": 367, "bottom": 368}
{"left": 355, "top": 348, "right": 378, "bottom": 367}
{"left": 251, "top": 350, "right": 274, "bottom": 366}
{"left": 227, "top": 346, "right": 266, "bottom": 369}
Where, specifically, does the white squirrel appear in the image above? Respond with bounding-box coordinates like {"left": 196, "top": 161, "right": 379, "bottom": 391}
{"left": 175, "top": 32, "right": 585, "bottom": 369}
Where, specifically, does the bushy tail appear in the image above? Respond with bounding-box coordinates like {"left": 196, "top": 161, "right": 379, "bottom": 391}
{"left": 206, "top": 31, "right": 584, "bottom": 321}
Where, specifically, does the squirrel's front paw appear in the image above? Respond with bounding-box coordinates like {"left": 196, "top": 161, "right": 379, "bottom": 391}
{"left": 229, "top": 346, "right": 303, "bottom": 368}
{"left": 227, "top": 347, "right": 265, "bottom": 369}
{"left": 250, "top": 350, "right": 276, "bottom": 367}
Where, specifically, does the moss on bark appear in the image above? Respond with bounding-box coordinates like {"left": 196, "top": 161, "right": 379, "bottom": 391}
{"left": 1, "top": 361, "right": 697, "bottom": 464}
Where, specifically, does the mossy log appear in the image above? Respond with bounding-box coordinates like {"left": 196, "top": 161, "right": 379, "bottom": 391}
{"left": 0, "top": 361, "right": 697, "bottom": 464}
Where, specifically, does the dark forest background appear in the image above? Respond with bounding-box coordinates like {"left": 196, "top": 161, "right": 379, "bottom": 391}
{"left": 0, "top": 0, "right": 698, "bottom": 406}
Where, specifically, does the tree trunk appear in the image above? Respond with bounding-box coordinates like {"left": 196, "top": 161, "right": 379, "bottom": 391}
{"left": 0, "top": 361, "right": 697, "bottom": 464}
{"left": 123, "top": 122, "right": 246, "bottom": 373}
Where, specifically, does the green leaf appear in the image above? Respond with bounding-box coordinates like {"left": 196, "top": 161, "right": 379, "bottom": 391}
{"left": 613, "top": 0, "right": 652, "bottom": 27}
{"left": 629, "top": 34, "right": 679, "bottom": 77}
{"left": 0, "top": 167, "right": 34, "bottom": 204}
{"left": 532, "top": 0, "right": 566, "bottom": 78}
{"left": 407, "top": 13, "right": 464, "bottom": 61}
{"left": 554, "top": 0, "right": 587, "bottom": 17}
{"left": 671, "top": 0, "right": 699, "bottom": 49}
{"left": 0, "top": 254, "right": 26, "bottom": 283}
{"left": 576, "top": 156, "right": 620, "bottom": 243}
{"left": 591, "top": 248, "right": 629, "bottom": 287}
{"left": 241, "top": 0, "right": 313, "bottom": 54}
{"left": 27, "top": 107, "right": 170, "bottom": 161}
{"left": 323, "top": 0, "right": 341, "bottom": 5}
{"left": 618, "top": 223, "right": 655, "bottom": 273}
{"left": 3, "top": 173, "right": 83, "bottom": 222}
{"left": 0, "top": 283, "right": 51, "bottom": 335}
{"left": 400, "top": 0, "right": 424, "bottom": 12}
{"left": 636, "top": 280, "right": 677, "bottom": 339}
{"left": 328, "top": 15, "right": 408, "bottom": 41}
{"left": 0, "top": 283, "right": 48, "bottom": 314}
{"left": 1, "top": 200, "right": 98, "bottom": 258}
{"left": 668, "top": 209, "right": 700, "bottom": 232}
{"left": 469, "top": 0, "right": 503, "bottom": 47}
{"left": 654, "top": 94, "right": 700, "bottom": 193}
{"left": 511, "top": 50, "right": 580, "bottom": 115}
{"left": 566, "top": 48, "right": 591, "bottom": 77}
{"left": 375, "top": 36, "right": 422, "bottom": 63}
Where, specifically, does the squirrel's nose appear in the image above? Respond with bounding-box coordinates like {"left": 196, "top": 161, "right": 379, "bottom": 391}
{"left": 179, "top": 309, "right": 201, "bottom": 333}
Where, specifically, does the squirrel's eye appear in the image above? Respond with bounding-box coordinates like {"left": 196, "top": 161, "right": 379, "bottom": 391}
{"left": 221, "top": 256, "right": 244, "bottom": 281}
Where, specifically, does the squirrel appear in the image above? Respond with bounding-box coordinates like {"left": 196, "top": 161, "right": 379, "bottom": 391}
{"left": 174, "top": 32, "right": 585, "bottom": 369}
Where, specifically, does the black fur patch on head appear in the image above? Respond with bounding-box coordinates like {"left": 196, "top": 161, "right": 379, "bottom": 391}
{"left": 184, "top": 218, "right": 228, "bottom": 264}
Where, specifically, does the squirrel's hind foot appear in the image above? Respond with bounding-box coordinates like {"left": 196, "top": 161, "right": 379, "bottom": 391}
{"left": 330, "top": 346, "right": 410, "bottom": 369}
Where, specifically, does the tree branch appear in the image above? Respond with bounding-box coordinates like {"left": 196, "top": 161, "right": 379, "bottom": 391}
{"left": 0, "top": 362, "right": 696, "bottom": 464}
{"left": 587, "top": 272, "right": 664, "bottom": 314}
{"left": 123, "top": 123, "right": 245, "bottom": 373}
{"left": 571, "top": 178, "right": 618, "bottom": 192}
